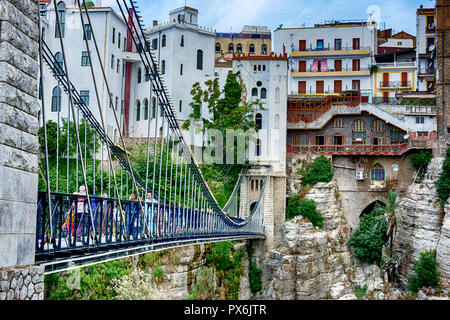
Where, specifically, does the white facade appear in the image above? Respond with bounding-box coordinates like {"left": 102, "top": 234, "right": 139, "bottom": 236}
{"left": 273, "top": 23, "right": 377, "bottom": 100}
{"left": 232, "top": 57, "right": 288, "bottom": 174}
{"left": 130, "top": 6, "right": 216, "bottom": 143}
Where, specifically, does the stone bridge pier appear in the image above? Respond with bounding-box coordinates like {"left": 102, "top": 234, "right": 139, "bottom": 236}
{"left": 0, "top": 0, "right": 44, "bottom": 300}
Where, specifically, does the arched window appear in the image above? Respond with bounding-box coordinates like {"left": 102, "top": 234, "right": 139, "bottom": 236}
{"left": 137, "top": 67, "right": 142, "bottom": 83}
{"left": 237, "top": 43, "right": 243, "bottom": 53}
{"left": 261, "top": 88, "right": 267, "bottom": 99}
{"left": 136, "top": 100, "right": 141, "bottom": 121}
{"left": 352, "top": 119, "right": 365, "bottom": 132}
{"left": 261, "top": 44, "right": 267, "bottom": 54}
{"left": 51, "top": 87, "right": 62, "bottom": 112}
{"left": 162, "top": 34, "right": 166, "bottom": 47}
{"left": 371, "top": 119, "right": 385, "bottom": 132}
{"left": 371, "top": 164, "right": 385, "bottom": 181}
{"left": 251, "top": 179, "right": 254, "bottom": 191}
{"left": 249, "top": 44, "right": 255, "bottom": 54}
{"left": 255, "top": 113, "right": 262, "bottom": 130}
{"left": 161, "top": 60, "right": 166, "bottom": 74}
{"left": 256, "top": 139, "right": 261, "bottom": 156}
{"left": 55, "top": 2, "right": 66, "bottom": 38}
{"left": 254, "top": 65, "right": 257, "bottom": 72}
{"left": 152, "top": 97, "right": 157, "bottom": 118}
{"left": 251, "top": 88, "right": 258, "bottom": 98}
{"left": 180, "top": 35, "right": 184, "bottom": 47}
{"left": 215, "top": 43, "right": 221, "bottom": 52}
{"left": 144, "top": 99, "right": 149, "bottom": 120}
{"left": 275, "top": 87, "right": 280, "bottom": 103}
{"left": 197, "top": 50, "right": 203, "bottom": 70}
{"left": 55, "top": 52, "right": 64, "bottom": 74}
{"left": 228, "top": 43, "right": 234, "bottom": 53}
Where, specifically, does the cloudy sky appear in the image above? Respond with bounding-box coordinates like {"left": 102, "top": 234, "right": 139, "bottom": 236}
{"left": 101, "top": 0, "right": 436, "bottom": 36}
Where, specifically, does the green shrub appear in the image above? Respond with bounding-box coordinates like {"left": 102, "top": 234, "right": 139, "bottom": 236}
{"left": 286, "top": 198, "right": 323, "bottom": 228}
{"left": 348, "top": 210, "right": 388, "bottom": 265}
{"left": 355, "top": 284, "right": 368, "bottom": 300}
{"left": 437, "top": 148, "right": 450, "bottom": 206}
{"left": 408, "top": 250, "right": 440, "bottom": 294}
{"left": 248, "top": 259, "right": 262, "bottom": 294}
{"left": 410, "top": 150, "right": 432, "bottom": 172}
{"left": 302, "top": 155, "right": 334, "bottom": 187}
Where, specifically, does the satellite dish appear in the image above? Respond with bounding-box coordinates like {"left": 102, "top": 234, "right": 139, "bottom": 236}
{"left": 429, "top": 45, "right": 435, "bottom": 52}
{"left": 404, "top": 134, "right": 409, "bottom": 140}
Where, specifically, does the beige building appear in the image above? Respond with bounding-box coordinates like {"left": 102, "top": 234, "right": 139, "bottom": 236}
{"left": 215, "top": 25, "right": 271, "bottom": 62}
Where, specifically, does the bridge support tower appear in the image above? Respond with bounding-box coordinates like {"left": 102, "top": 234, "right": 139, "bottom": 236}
{"left": 0, "top": 0, "right": 44, "bottom": 300}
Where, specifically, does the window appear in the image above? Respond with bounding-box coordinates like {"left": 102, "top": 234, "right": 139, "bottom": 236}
{"left": 180, "top": 63, "right": 183, "bottom": 75}
{"left": 55, "top": 2, "right": 66, "bottom": 38}
{"left": 299, "top": 40, "right": 306, "bottom": 51}
{"left": 353, "top": 120, "right": 366, "bottom": 132}
{"left": 371, "top": 119, "right": 385, "bottom": 132}
{"left": 117, "top": 59, "right": 120, "bottom": 73}
{"left": 261, "top": 44, "right": 267, "bottom": 54}
{"left": 298, "top": 60, "right": 306, "bottom": 72}
{"left": 334, "top": 80, "right": 342, "bottom": 93}
{"left": 51, "top": 87, "right": 62, "bottom": 112}
{"left": 81, "top": 51, "right": 90, "bottom": 66}
{"left": 83, "top": 24, "right": 92, "bottom": 40}
{"left": 180, "top": 35, "right": 184, "bottom": 47}
{"left": 316, "top": 39, "right": 324, "bottom": 50}
{"left": 335, "top": 39, "right": 342, "bottom": 50}
{"left": 115, "top": 96, "right": 119, "bottom": 111}
{"left": 255, "top": 113, "right": 262, "bottom": 130}
{"left": 315, "top": 136, "right": 325, "bottom": 145}
{"left": 152, "top": 38, "right": 158, "bottom": 50}
{"left": 118, "top": 33, "right": 121, "bottom": 48}
{"left": 112, "top": 28, "right": 116, "bottom": 44}
{"left": 352, "top": 59, "right": 360, "bottom": 71}
{"left": 137, "top": 67, "right": 142, "bottom": 83}
{"left": 416, "top": 116, "right": 425, "bottom": 124}
{"left": 228, "top": 43, "right": 234, "bottom": 53}
{"left": 80, "top": 90, "right": 90, "bottom": 106}
{"left": 162, "top": 35, "right": 166, "bottom": 47}
{"left": 353, "top": 38, "right": 360, "bottom": 50}
{"left": 249, "top": 44, "right": 255, "bottom": 54}
{"left": 196, "top": 50, "right": 203, "bottom": 70}
{"left": 179, "top": 100, "right": 182, "bottom": 113}
{"left": 418, "top": 132, "right": 429, "bottom": 138}
{"left": 275, "top": 87, "right": 280, "bottom": 103}
{"left": 256, "top": 139, "right": 261, "bottom": 156}
{"left": 136, "top": 100, "right": 141, "bottom": 121}
{"left": 161, "top": 60, "right": 166, "bottom": 74}
{"left": 332, "top": 117, "right": 344, "bottom": 128}
{"left": 144, "top": 99, "right": 149, "bottom": 120}
{"left": 55, "top": 52, "right": 64, "bottom": 74}
{"left": 334, "top": 59, "right": 342, "bottom": 71}
{"left": 298, "top": 81, "right": 306, "bottom": 94}
{"left": 237, "top": 44, "right": 243, "bottom": 53}
{"left": 275, "top": 114, "right": 280, "bottom": 129}
{"left": 215, "top": 43, "right": 221, "bottom": 52}
{"left": 251, "top": 88, "right": 258, "bottom": 98}
{"left": 371, "top": 164, "right": 385, "bottom": 181}
{"left": 316, "top": 80, "right": 324, "bottom": 94}
{"left": 40, "top": 3, "right": 47, "bottom": 17}
{"left": 152, "top": 97, "right": 157, "bottom": 118}
{"left": 261, "top": 88, "right": 267, "bottom": 99}
{"left": 111, "top": 54, "right": 115, "bottom": 69}
{"left": 333, "top": 135, "right": 344, "bottom": 145}
{"left": 352, "top": 80, "right": 360, "bottom": 91}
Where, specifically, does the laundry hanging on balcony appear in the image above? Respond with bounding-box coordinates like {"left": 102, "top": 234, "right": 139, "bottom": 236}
{"left": 320, "top": 59, "right": 329, "bottom": 72}
{"left": 311, "top": 59, "right": 319, "bottom": 72}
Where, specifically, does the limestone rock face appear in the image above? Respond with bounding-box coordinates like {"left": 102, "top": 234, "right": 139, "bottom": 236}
{"left": 393, "top": 158, "right": 446, "bottom": 287}
{"left": 437, "top": 203, "right": 450, "bottom": 287}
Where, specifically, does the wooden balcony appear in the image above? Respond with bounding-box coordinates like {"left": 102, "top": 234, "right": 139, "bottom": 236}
{"left": 287, "top": 143, "right": 409, "bottom": 156}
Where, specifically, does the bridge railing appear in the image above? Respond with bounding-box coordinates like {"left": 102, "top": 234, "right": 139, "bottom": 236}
{"left": 36, "top": 192, "right": 264, "bottom": 262}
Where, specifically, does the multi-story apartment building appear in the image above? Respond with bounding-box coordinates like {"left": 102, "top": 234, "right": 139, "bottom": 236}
{"left": 215, "top": 26, "right": 271, "bottom": 63}
{"left": 274, "top": 21, "right": 377, "bottom": 100}
{"left": 133, "top": 6, "right": 216, "bottom": 142}
{"left": 377, "top": 29, "right": 416, "bottom": 54}
{"left": 39, "top": 0, "right": 132, "bottom": 142}
{"left": 416, "top": 5, "right": 437, "bottom": 92}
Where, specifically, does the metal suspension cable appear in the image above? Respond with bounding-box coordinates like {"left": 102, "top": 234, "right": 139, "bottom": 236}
{"left": 53, "top": 1, "right": 97, "bottom": 239}
{"left": 38, "top": 14, "right": 54, "bottom": 241}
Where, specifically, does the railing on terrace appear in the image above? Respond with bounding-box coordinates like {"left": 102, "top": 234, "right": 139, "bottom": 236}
{"left": 372, "top": 97, "right": 437, "bottom": 106}
{"left": 287, "top": 95, "right": 362, "bottom": 123}
{"left": 294, "top": 67, "right": 370, "bottom": 73}
{"left": 379, "top": 81, "right": 412, "bottom": 88}
{"left": 287, "top": 143, "right": 408, "bottom": 155}
{"left": 295, "top": 45, "right": 371, "bottom": 52}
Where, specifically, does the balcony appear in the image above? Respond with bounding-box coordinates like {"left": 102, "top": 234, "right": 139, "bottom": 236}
{"left": 379, "top": 81, "right": 412, "bottom": 89}
{"left": 287, "top": 143, "right": 409, "bottom": 156}
{"left": 292, "top": 67, "right": 371, "bottom": 77}
{"left": 377, "top": 62, "right": 416, "bottom": 69}
{"left": 372, "top": 97, "right": 436, "bottom": 106}
{"left": 292, "top": 46, "right": 372, "bottom": 57}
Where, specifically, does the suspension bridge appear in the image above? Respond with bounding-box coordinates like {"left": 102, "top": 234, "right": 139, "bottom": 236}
{"left": 34, "top": 0, "right": 269, "bottom": 274}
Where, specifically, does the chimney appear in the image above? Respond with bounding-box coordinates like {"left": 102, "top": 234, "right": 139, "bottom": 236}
{"left": 153, "top": 20, "right": 158, "bottom": 27}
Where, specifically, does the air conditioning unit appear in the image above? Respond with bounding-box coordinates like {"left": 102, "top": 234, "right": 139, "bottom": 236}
{"left": 356, "top": 171, "right": 365, "bottom": 181}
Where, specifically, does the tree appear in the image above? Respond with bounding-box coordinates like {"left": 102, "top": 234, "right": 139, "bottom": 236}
{"left": 408, "top": 250, "right": 440, "bottom": 294}
{"left": 301, "top": 155, "right": 334, "bottom": 187}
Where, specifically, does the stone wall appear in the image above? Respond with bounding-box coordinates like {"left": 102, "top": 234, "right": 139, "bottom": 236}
{"left": 0, "top": 0, "right": 43, "bottom": 300}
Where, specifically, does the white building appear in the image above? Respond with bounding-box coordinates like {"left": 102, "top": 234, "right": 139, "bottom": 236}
{"left": 39, "top": 0, "right": 132, "bottom": 143}
{"left": 232, "top": 54, "right": 288, "bottom": 174}
{"left": 131, "top": 6, "right": 216, "bottom": 143}
{"left": 416, "top": 5, "right": 436, "bottom": 92}
{"left": 273, "top": 21, "right": 377, "bottom": 101}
